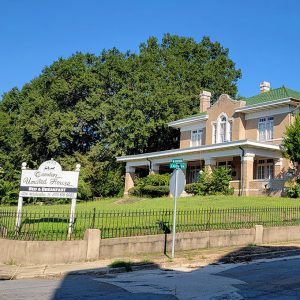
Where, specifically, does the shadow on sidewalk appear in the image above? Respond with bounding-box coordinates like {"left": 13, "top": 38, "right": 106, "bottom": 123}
{"left": 50, "top": 244, "right": 300, "bottom": 299}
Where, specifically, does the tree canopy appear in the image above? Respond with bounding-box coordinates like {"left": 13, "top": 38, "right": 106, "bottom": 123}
{"left": 0, "top": 34, "right": 241, "bottom": 203}
{"left": 282, "top": 114, "right": 300, "bottom": 164}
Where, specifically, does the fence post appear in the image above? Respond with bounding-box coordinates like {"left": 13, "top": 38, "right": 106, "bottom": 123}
{"left": 254, "top": 224, "right": 264, "bottom": 244}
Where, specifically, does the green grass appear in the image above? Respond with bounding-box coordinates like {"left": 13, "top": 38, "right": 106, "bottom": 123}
{"left": 1, "top": 195, "right": 300, "bottom": 213}
{"left": 2, "top": 195, "right": 300, "bottom": 241}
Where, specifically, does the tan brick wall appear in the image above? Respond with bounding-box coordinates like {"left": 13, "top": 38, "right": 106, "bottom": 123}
{"left": 205, "top": 95, "right": 246, "bottom": 144}
{"left": 245, "top": 113, "right": 290, "bottom": 143}
{"left": 180, "top": 130, "right": 191, "bottom": 148}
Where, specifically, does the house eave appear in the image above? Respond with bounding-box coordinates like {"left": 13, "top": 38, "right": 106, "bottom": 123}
{"left": 117, "top": 140, "right": 281, "bottom": 162}
{"left": 235, "top": 98, "right": 292, "bottom": 113}
{"left": 168, "top": 115, "right": 208, "bottom": 129}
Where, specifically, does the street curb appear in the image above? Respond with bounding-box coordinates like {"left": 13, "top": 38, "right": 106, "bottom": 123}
{"left": 220, "top": 249, "right": 300, "bottom": 263}
{"left": 68, "top": 262, "right": 159, "bottom": 276}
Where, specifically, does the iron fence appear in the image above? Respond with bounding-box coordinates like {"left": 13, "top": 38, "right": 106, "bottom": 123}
{"left": 1, "top": 207, "right": 300, "bottom": 241}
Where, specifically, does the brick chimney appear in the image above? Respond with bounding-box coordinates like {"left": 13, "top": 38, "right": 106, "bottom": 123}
{"left": 199, "top": 90, "right": 211, "bottom": 112}
{"left": 260, "top": 81, "right": 271, "bottom": 93}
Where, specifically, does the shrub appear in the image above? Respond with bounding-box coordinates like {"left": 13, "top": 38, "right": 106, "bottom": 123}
{"left": 136, "top": 173, "right": 170, "bottom": 187}
{"left": 286, "top": 179, "right": 300, "bottom": 198}
{"left": 186, "top": 167, "right": 232, "bottom": 196}
{"left": 185, "top": 183, "right": 202, "bottom": 195}
{"left": 129, "top": 185, "right": 169, "bottom": 197}
{"left": 210, "top": 167, "right": 232, "bottom": 195}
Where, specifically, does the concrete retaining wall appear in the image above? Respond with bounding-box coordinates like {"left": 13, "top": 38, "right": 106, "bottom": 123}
{"left": 1, "top": 225, "right": 300, "bottom": 265}
{"left": 99, "top": 228, "right": 256, "bottom": 258}
{"left": 0, "top": 229, "right": 99, "bottom": 265}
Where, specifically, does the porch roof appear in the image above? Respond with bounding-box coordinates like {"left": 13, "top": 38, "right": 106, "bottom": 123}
{"left": 117, "top": 140, "right": 281, "bottom": 163}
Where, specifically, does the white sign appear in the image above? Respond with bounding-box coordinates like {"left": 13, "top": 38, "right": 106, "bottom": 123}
{"left": 169, "top": 168, "right": 185, "bottom": 198}
{"left": 19, "top": 160, "right": 79, "bottom": 199}
{"left": 16, "top": 159, "right": 81, "bottom": 238}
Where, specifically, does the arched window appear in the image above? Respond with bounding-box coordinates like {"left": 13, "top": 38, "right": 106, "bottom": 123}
{"left": 219, "top": 116, "right": 227, "bottom": 143}
{"left": 212, "top": 114, "right": 232, "bottom": 144}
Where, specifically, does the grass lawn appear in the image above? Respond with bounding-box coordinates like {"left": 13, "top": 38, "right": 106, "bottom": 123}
{"left": 2, "top": 195, "right": 300, "bottom": 241}
{"left": 1, "top": 195, "right": 300, "bottom": 213}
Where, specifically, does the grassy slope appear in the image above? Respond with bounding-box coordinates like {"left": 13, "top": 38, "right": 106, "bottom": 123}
{"left": 1, "top": 195, "right": 300, "bottom": 212}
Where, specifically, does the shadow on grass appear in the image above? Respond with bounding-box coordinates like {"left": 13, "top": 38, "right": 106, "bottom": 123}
{"left": 22, "top": 217, "right": 71, "bottom": 224}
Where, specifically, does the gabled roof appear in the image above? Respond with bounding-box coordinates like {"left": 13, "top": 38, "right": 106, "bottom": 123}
{"left": 246, "top": 86, "right": 300, "bottom": 106}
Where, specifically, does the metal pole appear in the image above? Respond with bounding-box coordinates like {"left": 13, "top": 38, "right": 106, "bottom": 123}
{"left": 171, "top": 167, "right": 178, "bottom": 258}
{"left": 68, "top": 163, "right": 81, "bottom": 239}
{"left": 68, "top": 198, "right": 77, "bottom": 239}
{"left": 15, "top": 162, "right": 27, "bottom": 234}
{"left": 15, "top": 195, "right": 23, "bottom": 234}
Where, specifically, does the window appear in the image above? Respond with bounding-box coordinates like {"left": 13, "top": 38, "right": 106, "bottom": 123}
{"left": 257, "top": 159, "right": 273, "bottom": 179}
{"left": 212, "top": 123, "right": 217, "bottom": 144}
{"left": 258, "top": 117, "right": 274, "bottom": 141}
{"left": 212, "top": 114, "right": 232, "bottom": 144}
{"left": 188, "top": 166, "right": 201, "bottom": 183}
{"left": 191, "top": 129, "right": 203, "bottom": 146}
{"left": 220, "top": 116, "right": 226, "bottom": 143}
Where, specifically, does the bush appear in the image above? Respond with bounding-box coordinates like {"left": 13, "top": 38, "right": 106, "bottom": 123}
{"left": 136, "top": 173, "right": 170, "bottom": 187}
{"left": 286, "top": 179, "right": 300, "bottom": 198}
{"left": 210, "top": 167, "right": 232, "bottom": 195}
{"left": 185, "top": 183, "right": 202, "bottom": 195}
{"left": 186, "top": 167, "right": 232, "bottom": 196}
{"left": 129, "top": 185, "right": 169, "bottom": 197}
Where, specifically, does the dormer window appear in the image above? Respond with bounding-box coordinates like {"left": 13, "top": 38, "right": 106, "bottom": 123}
{"left": 212, "top": 114, "right": 232, "bottom": 144}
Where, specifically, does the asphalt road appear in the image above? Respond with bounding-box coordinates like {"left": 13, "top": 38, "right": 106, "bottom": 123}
{"left": 1, "top": 256, "right": 300, "bottom": 299}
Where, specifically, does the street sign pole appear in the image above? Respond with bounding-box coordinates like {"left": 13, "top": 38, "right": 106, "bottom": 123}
{"left": 171, "top": 167, "right": 178, "bottom": 259}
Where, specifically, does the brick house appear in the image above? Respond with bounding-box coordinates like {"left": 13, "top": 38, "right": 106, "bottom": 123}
{"left": 117, "top": 82, "right": 300, "bottom": 196}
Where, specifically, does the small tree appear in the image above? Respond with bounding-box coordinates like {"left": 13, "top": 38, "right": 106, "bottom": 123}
{"left": 282, "top": 114, "right": 300, "bottom": 164}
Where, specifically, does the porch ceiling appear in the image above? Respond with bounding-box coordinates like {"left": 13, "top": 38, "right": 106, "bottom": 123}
{"left": 117, "top": 140, "right": 281, "bottom": 166}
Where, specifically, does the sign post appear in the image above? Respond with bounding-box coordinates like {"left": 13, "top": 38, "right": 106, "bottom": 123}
{"left": 169, "top": 162, "right": 185, "bottom": 259}
{"left": 16, "top": 159, "right": 80, "bottom": 238}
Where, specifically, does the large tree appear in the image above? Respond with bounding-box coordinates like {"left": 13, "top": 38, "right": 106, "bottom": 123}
{"left": 282, "top": 114, "right": 300, "bottom": 164}
{"left": 0, "top": 34, "right": 241, "bottom": 202}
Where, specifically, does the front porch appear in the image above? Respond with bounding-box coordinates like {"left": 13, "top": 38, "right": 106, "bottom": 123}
{"left": 118, "top": 140, "right": 289, "bottom": 197}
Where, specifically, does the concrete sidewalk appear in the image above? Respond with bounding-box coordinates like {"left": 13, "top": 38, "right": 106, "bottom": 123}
{"left": 2, "top": 241, "right": 300, "bottom": 280}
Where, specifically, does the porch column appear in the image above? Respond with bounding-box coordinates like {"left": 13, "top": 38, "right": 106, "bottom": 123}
{"left": 204, "top": 158, "right": 216, "bottom": 174}
{"left": 274, "top": 158, "right": 283, "bottom": 178}
{"left": 124, "top": 165, "right": 135, "bottom": 196}
{"left": 149, "top": 163, "right": 160, "bottom": 175}
{"left": 241, "top": 153, "right": 255, "bottom": 196}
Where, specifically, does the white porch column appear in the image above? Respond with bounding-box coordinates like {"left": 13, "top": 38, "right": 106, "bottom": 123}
{"left": 241, "top": 153, "right": 255, "bottom": 196}
{"left": 204, "top": 158, "right": 216, "bottom": 174}
{"left": 274, "top": 158, "right": 283, "bottom": 178}
{"left": 124, "top": 165, "right": 135, "bottom": 196}
{"left": 149, "top": 163, "right": 160, "bottom": 175}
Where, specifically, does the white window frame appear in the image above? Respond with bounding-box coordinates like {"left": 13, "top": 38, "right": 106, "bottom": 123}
{"left": 191, "top": 129, "right": 203, "bottom": 147}
{"left": 212, "top": 113, "right": 233, "bottom": 144}
{"left": 256, "top": 159, "right": 274, "bottom": 179}
{"left": 258, "top": 117, "right": 274, "bottom": 141}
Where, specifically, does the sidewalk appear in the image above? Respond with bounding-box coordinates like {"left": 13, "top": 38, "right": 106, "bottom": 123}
{"left": 1, "top": 241, "right": 300, "bottom": 280}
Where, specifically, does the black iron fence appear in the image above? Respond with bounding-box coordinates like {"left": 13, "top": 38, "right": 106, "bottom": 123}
{"left": 1, "top": 207, "right": 300, "bottom": 241}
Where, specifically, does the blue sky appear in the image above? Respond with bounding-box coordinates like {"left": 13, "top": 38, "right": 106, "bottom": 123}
{"left": 0, "top": 0, "right": 299, "bottom": 98}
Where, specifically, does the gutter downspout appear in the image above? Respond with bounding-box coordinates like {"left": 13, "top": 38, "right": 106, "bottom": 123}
{"left": 239, "top": 146, "right": 245, "bottom": 196}
{"left": 146, "top": 158, "right": 152, "bottom": 174}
